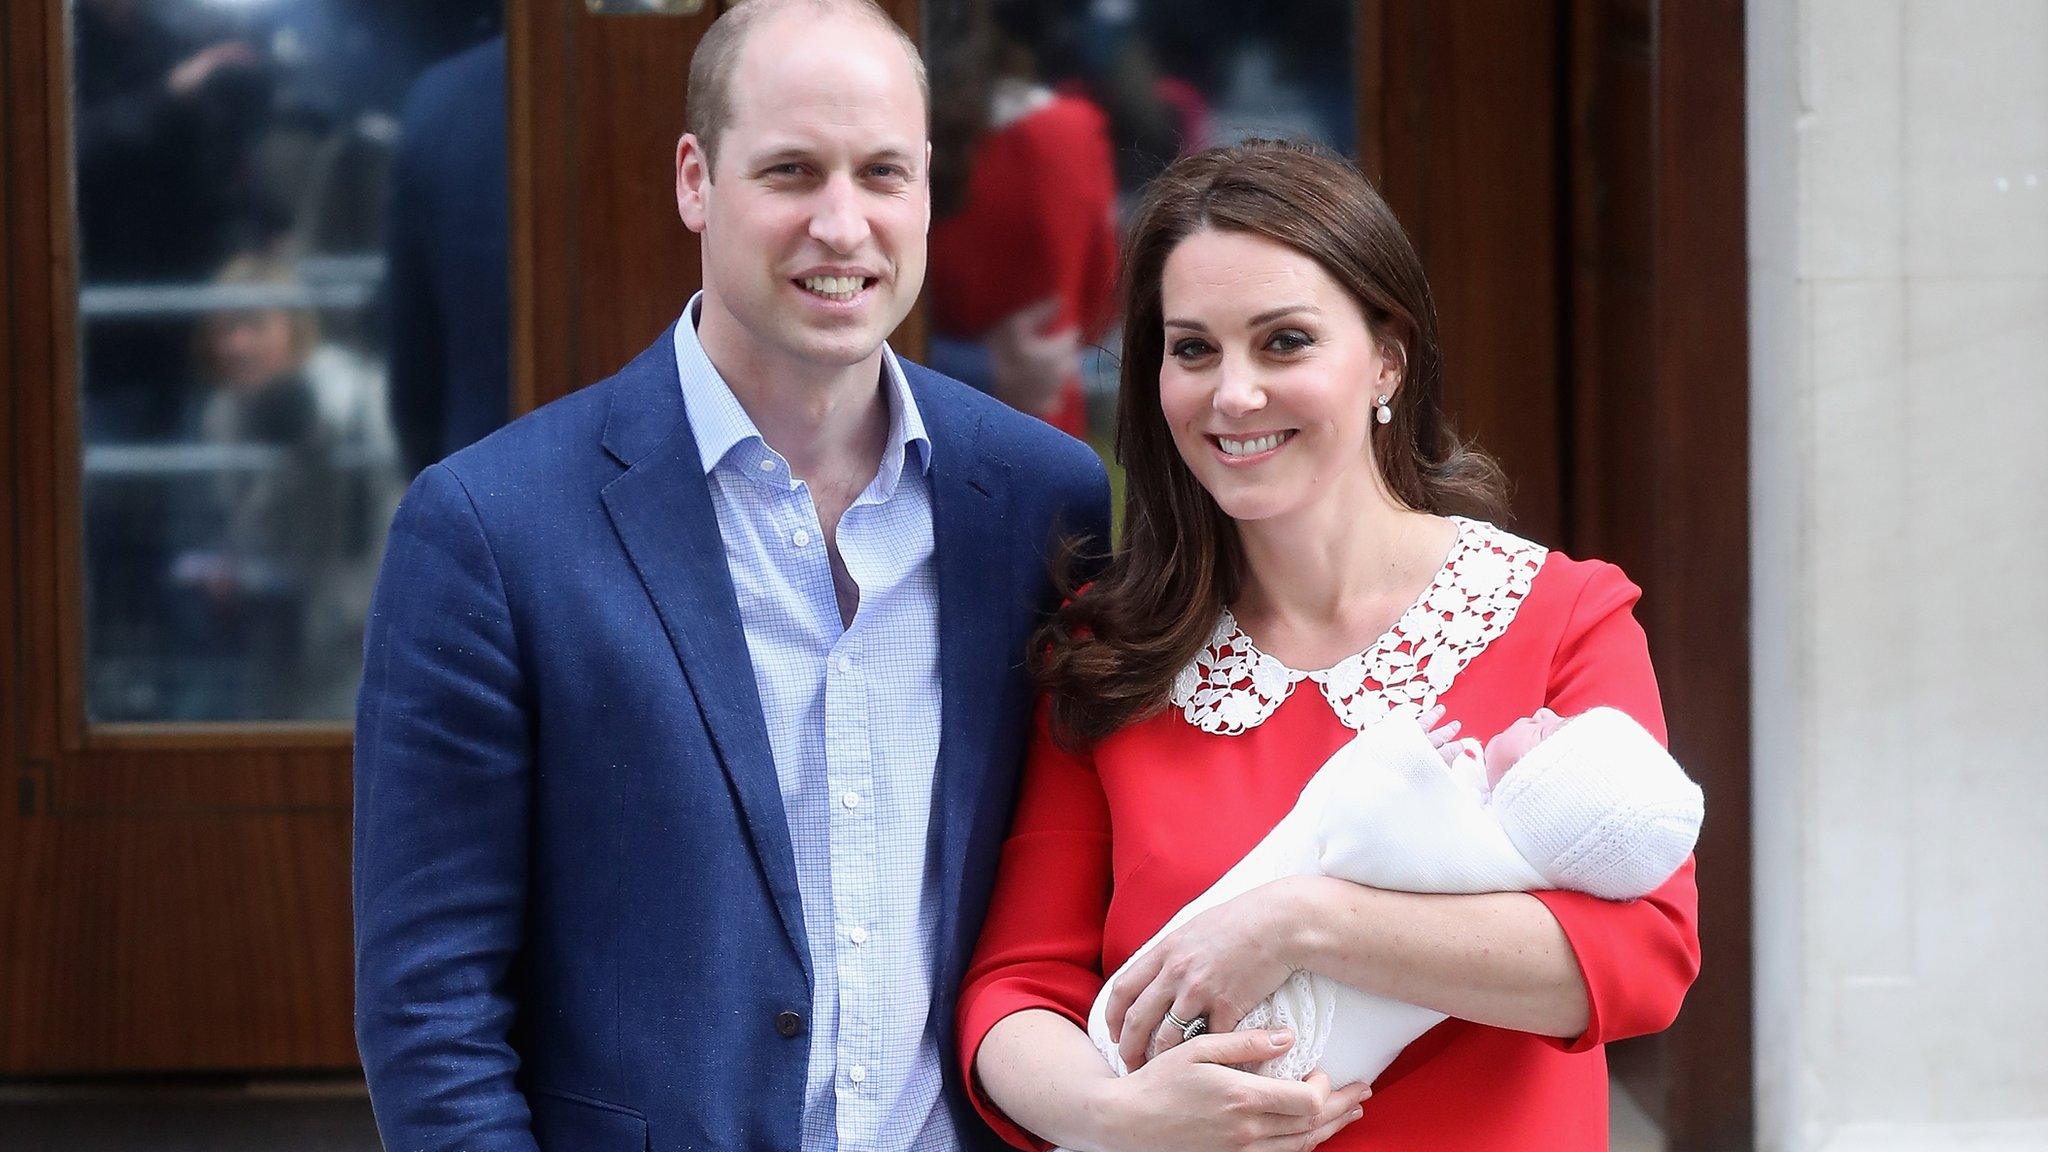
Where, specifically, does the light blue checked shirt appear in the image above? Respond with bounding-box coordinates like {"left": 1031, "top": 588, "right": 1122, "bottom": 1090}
{"left": 672, "top": 297, "right": 956, "bottom": 1152}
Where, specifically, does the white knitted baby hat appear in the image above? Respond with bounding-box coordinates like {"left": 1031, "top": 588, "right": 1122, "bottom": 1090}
{"left": 1488, "top": 707, "right": 1704, "bottom": 901}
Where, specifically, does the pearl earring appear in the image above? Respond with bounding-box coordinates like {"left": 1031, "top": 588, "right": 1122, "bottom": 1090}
{"left": 1375, "top": 394, "right": 1393, "bottom": 425}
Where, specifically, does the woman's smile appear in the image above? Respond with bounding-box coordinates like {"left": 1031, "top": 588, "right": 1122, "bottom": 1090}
{"left": 1211, "top": 429, "right": 1298, "bottom": 464}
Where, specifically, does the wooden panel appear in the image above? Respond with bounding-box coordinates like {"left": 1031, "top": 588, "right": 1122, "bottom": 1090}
{"left": 0, "top": 1, "right": 19, "bottom": 841}
{"left": 567, "top": 9, "right": 706, "bottom": 391}
{"left": 1566, "top": 0, "right": 1655, "bottom": 569}
{"left": 1, "top": 771, "right": 354, "bottom": 1071}
{"left": 1568, "top": 1, "right": 1753, "bottom": 1147}
{"left": 520, "top": 1, "right": 709, "bottom": 408}
{"left": 1374, "top": 0, "right": 1563, "bottom": 544}
{"left": 7, "top": 0, "right": 63, "bottom": 771}
{"left": 1, "top": 0, "right": 30, "bottom": 1060}
{"left": 1644, "top": 3, "right": 1751, "bottom": 1147}
{"left": 35, "top": 752, "right": 352, "bottom": 815}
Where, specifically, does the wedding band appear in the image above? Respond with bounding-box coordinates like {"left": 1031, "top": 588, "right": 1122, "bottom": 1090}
{"left": 1163, "top": 1010, "right": 1193, "bottom": 1033}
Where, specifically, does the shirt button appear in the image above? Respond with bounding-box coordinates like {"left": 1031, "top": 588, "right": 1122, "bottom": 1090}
{"left": 792, "top": 528, "right": 812, "bottom": 548}
{"left": 836, "top": 655, "right": 853, "bottom": 674}
{"left": 775, "top": 1011, "right": 804, "bottom": 1038}
{"left": 849, "top": 1064, "right": 867, "bottom": 1085}
{"left": 757, "top": 458, "right": 776, "bottom": 473}
{"left": 842, "top": 791, "right": 861, "bottom": 809}
{"left": 848, "top": 925, "right": 868, "bottom": 945}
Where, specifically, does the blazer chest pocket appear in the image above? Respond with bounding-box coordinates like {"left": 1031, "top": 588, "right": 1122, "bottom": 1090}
{"left": 531, "top": 1087, "right": 649, "bottom": 1152}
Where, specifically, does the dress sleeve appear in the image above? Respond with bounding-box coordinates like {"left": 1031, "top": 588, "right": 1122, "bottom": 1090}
{"left": 1525, "top": 562, "right": 1703, "bottom": 1052}
{"left": 957, "top": 698, "right": 1114, "bottom": 1150}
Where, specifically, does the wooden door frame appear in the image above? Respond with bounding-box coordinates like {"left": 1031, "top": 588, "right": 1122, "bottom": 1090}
{"left": 1562, "top": 3, "right": 1752, "bottom": 1147}
{"left": 2, "top": 0, "right": 388, "bottom": 1073}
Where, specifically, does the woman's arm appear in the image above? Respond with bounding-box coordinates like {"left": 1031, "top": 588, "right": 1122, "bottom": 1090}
{"left": 1279, "top": 880, "right": 1589, "bottom": 1036}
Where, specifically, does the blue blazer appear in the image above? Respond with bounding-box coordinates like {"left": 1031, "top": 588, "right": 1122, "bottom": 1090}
{"left": 353, "top": 329, "right": 1110, "bottom": 1152}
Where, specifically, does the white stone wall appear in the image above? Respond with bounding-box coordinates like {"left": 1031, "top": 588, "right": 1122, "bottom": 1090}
{"left": 1749, "top": 1, "right": 2048, "bottom": 1149}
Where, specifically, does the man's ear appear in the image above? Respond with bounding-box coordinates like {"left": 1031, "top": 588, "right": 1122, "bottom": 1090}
{"left": 676, "top": 133, "right": 712, "bottom": 234}
{"left": 921, "top": 141, "right": 934, "bottom": 229}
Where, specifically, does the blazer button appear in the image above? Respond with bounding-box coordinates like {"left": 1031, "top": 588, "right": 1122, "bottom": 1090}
{"left": 775, "top": 1011, "right": 805, "bottom": 1038}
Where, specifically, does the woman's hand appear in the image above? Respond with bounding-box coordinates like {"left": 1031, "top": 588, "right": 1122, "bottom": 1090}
{"left": 1105, "top": 877, "right": 1311, "bottom": 1071}
{"left": 1091, "top": 1029, "right": 1370, "bottom": 1152}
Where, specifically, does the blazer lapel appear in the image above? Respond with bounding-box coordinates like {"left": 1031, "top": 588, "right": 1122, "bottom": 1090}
{"left": 598, "top": 332, "right": 810, "bottom": 977}
{"left": 917, "top": 380, "right": 1017, "bottom": 970}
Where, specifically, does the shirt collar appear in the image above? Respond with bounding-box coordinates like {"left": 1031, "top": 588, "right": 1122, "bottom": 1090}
{"left": 670, "top": 292, "right": 932, "bottom": 491}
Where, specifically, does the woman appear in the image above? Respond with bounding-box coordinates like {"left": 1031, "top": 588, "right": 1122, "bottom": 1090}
{"left": 958, "top": 140, "right": 1699, "bottom": 1152}
{"left": 926, "top": 0, "right": 1119, "bottom": 436}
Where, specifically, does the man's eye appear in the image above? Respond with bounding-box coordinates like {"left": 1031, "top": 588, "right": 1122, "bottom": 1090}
{"left": 868, "top": 165, "right": 907, "bottom": 180}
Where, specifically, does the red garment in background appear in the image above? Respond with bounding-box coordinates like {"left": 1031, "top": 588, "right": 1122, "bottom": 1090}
{"left": 958, "top": 551, "right": 1702, "bottom": 1151}
{"left": 928, "top": 91, "right": 1118, "bottom": 439}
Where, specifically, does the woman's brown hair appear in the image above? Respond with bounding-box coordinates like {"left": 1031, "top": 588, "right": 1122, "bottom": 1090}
{"left": 1034, "top": 138, "right": 1506, "bottom": 747}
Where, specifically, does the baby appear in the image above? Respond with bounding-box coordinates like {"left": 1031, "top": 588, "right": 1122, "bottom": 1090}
{"left": 1084, "top": 706, "right": 1704, "bottom": 1088}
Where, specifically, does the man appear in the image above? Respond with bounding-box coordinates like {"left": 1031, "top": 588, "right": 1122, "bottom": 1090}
{"left": 351, "top": 3, "right": 1109, "bottom": 1150}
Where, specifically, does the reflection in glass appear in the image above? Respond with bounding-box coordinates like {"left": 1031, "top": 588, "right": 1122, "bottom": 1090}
{"left": 924, "top": 0, "right": 1355, "bottom": 446}
{"left": 73, "top": 0, "right": 504, "bottom": 722}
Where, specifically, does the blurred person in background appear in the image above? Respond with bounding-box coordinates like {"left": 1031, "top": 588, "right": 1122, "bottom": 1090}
{"left": 166, "top": 253, "right": 402, "bottom": 718}
{"left": 928, "top": 0, "right": 1120, "bottom": 438}
{"left": 384, "top": 35, "right": 511, "bottom": 479}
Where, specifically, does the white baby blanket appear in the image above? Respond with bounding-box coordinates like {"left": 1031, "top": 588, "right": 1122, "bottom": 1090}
{"left": 1083, "top": 707, "right": 1703, "bottom": 1088}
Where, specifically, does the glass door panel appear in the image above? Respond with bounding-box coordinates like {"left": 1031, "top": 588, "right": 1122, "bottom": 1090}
{"left": 72, "top": 0, "right": 508, "bottom": 722}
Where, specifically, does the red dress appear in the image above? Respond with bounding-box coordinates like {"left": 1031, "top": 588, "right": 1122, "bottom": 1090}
{"left": 958, "top": 520, "right": 1701, "bottom": 1151}
{"left": 927, "top": 88, "right": 1119, "bottom": 439}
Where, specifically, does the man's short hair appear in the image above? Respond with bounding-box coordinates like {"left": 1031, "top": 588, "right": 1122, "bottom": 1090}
{"left": 686, "top": 0, "right": 930, "bottom": 173}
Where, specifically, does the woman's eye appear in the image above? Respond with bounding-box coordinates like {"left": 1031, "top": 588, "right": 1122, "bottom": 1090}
{"left": 1170, "top": 338, "right": 1214, "bottom": 359}
{"left": 1267, "top": 329, "right": 1313, "bottom": 353}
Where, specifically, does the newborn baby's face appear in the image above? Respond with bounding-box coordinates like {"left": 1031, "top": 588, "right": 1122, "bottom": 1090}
{"left": 1483, "top": 707, "right": 1568, "bottom": 786}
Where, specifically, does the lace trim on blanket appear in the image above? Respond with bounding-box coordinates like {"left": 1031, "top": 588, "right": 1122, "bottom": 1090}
{"left": 1169, "top": 518, "right": 1548, "bottom": 736}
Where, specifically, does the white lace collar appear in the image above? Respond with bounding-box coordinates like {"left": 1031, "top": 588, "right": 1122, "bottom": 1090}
{"left": 1169, "top": 517, "right": 1547, "bottom": 736}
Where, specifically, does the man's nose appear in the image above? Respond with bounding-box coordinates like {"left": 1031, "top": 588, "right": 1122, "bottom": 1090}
{"left": 808, "top": 173, "right": 871, "bottom": 254}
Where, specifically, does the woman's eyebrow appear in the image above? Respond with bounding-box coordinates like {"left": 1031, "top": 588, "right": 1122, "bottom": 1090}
{"left": 1164, "top": 304, "right": 1320, "bottom": 331}
{"left": 1247, "top": 304, "right": 1318, "bottom": 326}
